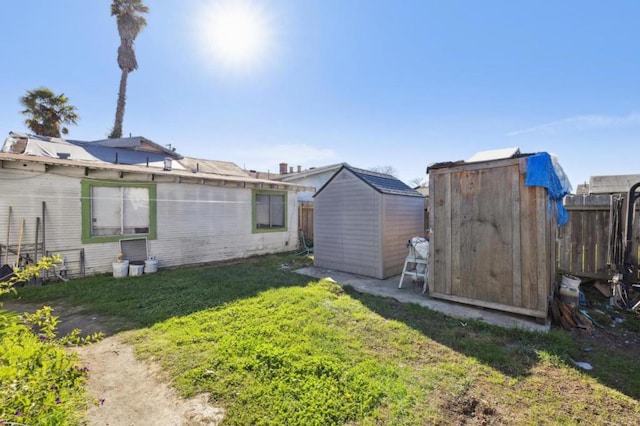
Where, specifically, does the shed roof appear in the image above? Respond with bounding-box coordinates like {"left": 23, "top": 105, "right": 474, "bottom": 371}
{"left": 315, "top": 165, "right": 423, "bottom": 198}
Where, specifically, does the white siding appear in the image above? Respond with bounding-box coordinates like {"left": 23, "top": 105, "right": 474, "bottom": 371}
{"left": 0, "top": 168, "right": 298, "bottom": 276}
{"left": 287, "top": 170, "right": 337, "bottom": 202}
{"left": 152, "top": 183, "right": 297, "bottom": 266}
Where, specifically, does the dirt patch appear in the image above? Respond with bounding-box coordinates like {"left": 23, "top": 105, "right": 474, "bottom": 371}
{"left": 2, "top": 302, "right": 224, "bottom": 425}
{"left": 2, "top": 301, "right": 114, "bottom": 339}
{"left": 442, "top": 392, "right": 504, "bottom": 425}
{"left": 74, "top": 336, "right": 223, "bottom": 426}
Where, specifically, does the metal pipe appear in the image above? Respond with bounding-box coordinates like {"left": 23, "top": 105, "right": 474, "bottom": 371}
{"left": 622, "top": 181, "right": 640, "bottom": 280}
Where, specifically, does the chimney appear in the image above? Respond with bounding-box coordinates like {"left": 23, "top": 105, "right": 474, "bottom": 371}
{"left": 297, "top": 165, "right": 301, "bottom": 173}
{"left": 289, "top": 166, "right": 294, "bottom": 173}
{"left": 163, "top": 158, "right": 172, "bottom": 171}
{"left": 279, "top": 162, "right": 288, "bottom": 174}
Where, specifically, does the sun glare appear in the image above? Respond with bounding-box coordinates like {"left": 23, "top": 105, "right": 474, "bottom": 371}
{"left": 195, "top": 0, "right": 274, "bottom": 73}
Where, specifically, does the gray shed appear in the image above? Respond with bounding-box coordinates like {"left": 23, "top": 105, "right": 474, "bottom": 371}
{"left": 313, "top": 165, "right": 425, "bottom": 279}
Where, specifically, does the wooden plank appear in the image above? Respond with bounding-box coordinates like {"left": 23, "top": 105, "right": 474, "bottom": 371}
{"left": 429, "top": 169, "right": 453, "bottom": 295}
{"left": 548, "top": 200, "right": 557, "bottom": 304}
{"left": 564, "top": 205, "right": 612, "bottom": 211}
{"left": 512, "top": 163, "right": 522, "bottom": 307}
{"left": 594, "top": 208, "right": 609, "bottom": 275}
{"left": 450, "top": 170, "right": 463, "bottom": 297}
{"left": 430, "top": 157, "right": 522, "bottom": 175}
{"left": 570, "top": 210, "right": 584, "bottom": 273}
{"left": 557, "top": 210, "right": 570, "bottom": 274}
{"left": 519, "top": 170, "right": 535, "bottom": 310}
{"left": 444, "top": 172, "right": 452, "bottom": 295}
{"left": 535, "top": 187, "right": 549, "bottom": 312}
{"left": 451, "top": 165, "right": 514, "bottom": 305}
{"left": 429, "top": 291, "right": 547, "bottom": 319}
{"left": 583, "top": 209, "right": 595, "bottom": 274}
{"left": 481, "top": 165, "right": 514, "bottom": 306}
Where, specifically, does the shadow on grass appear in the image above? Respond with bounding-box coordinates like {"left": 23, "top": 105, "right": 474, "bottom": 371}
{"left": 1, "top": 254, "right": 314, "bottom": 334}
{"left": 342, "top": 286, "right": 640, "bottom": 401}
{"left": 4, "top": 253, "right": 638, "bottom": 402}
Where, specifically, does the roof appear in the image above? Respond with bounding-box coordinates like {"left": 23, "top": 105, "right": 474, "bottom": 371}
{"left": 0, "top": 151, "right": 309, "bottom": 191}
{"left": 275, "top": 162, "right": 348, "bottom": 182}
{"left": 315, "top": 165, "right": 423, "bottom": 198}
{"left": 177, "top": 157, "right": 250, "bottom": 178}
{"left": 428, "top": 147, "right": 530, "bottom": 172}
{"left": 76, "top": 135, "right": 181, "bottom": 158}
{"left": 3, "top": 132, "right": 183, "bottom": 167}
{"left": 0, "top": 132, "right": 310, "bottom": 191}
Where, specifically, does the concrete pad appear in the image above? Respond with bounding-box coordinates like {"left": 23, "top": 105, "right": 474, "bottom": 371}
{"left": 295, "top": 266, "right": 550, "bottom": 333}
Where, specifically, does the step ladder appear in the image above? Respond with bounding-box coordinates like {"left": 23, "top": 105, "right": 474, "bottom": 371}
{"left": 398, "top": 241, "right": 429, "bottom": 294}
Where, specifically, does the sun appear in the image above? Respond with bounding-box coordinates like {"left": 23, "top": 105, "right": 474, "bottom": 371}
{"left": 194, "top": 0, "right": 274, "bottom": 73}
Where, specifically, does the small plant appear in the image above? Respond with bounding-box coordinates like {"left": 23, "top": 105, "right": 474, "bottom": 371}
{"left": 0, "top": 308, "right": 93, "bottom": 425}
{"left": 0, "top": 254, "right": 103, "bottom": 425}
{"left": 0, "top": 254, "right": 63, "bottom": 296}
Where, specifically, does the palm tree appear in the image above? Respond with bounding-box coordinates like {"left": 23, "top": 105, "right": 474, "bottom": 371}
{"left": 108, "top": 0, "right": 149, "bottom": 139}
{"left": 20, "top": 87, "right": 79, "bottom": 137}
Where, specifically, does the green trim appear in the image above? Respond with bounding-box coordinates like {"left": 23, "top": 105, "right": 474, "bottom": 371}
{"left": 81, "top": 180, "right": 157, "bottom": 244}
{"left": 252, "top": 189, "right": 288, "bottom": 234}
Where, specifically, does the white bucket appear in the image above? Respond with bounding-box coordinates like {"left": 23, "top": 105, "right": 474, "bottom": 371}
{"left": 144, "top": 259, "right": 158, "bottom": 274}
{"left": 561, "top": 275, "right": 581, "bottom": 290}
{"left": 112, "top": 261, "right": 129, "bottom": 278}
{"left": 129, "top": 263, "right": 145, "bottom": 276}
{"left": 560, "top": 274, "right": 581, "bottom": 304}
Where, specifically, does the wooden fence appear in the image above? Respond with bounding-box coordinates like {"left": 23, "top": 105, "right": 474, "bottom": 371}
{"left": 558, "top": 194, "right": 640, "bottom": 279}
{"left": 298, "top": 201, "right": 314, "bottom": 243}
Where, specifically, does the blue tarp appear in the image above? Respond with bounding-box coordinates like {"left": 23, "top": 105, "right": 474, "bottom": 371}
{"left": 525, "top": 152, "right": 572, "bottom": 226}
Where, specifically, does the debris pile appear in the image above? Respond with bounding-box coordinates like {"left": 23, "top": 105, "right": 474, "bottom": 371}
{"left": 550, "top": 297, "right": 597, "bottom": 333}
{"left": 551, "top": 274, "right": 640, "bottom": 333}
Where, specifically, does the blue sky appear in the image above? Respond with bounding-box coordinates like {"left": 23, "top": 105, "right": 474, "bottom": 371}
{"left": 1, "top": 1, "right": 639, "bottom": 188}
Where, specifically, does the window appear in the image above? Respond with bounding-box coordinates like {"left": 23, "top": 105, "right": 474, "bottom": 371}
{"left": 82, "top": 180, "right": 157, "bottom": 243}
{"left": 252, "top": 190, "right": 287, "bottom": 232}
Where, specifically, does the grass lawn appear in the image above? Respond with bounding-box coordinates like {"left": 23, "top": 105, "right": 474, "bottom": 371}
{"left": 3, "top": 254, "right": 640, "bottom": 424}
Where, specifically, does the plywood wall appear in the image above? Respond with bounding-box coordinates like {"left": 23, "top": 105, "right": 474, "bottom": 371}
{"left": 429, "top": 157, "right": 555, "bottom": 319}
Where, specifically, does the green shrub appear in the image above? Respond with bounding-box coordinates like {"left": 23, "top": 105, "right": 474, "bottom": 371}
{"left": 0, "top": 255, "right": 102, "bottom": 425}
{"left": 0, "top": 309, "right": 89, "bottom": 425}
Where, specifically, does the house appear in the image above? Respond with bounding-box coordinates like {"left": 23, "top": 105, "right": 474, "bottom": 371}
{"left": 271, "top": 162, "right": 348, "bottom": 202}
{"left": 247, "top": 162, "right": 348, "bottom": 243}
{"left": 313, "top": 165, "right": 425, "bottom": 279}
{"left": 428, "top": 149, "right": 571, "bottom": 321}
{"left": 0, "top": 132, "right": 308, "bottom": 277}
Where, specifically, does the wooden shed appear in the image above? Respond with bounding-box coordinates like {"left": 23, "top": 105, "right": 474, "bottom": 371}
{"left": 428, "top": 153, "right": 569, "bottom": 320}
{"left": 313, "top": 165, "right": 425, "bottom": 279}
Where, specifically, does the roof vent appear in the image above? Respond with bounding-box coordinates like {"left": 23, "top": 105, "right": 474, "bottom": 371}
{"left": 163, "top": 158, "right": 172, "bottom": 171}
